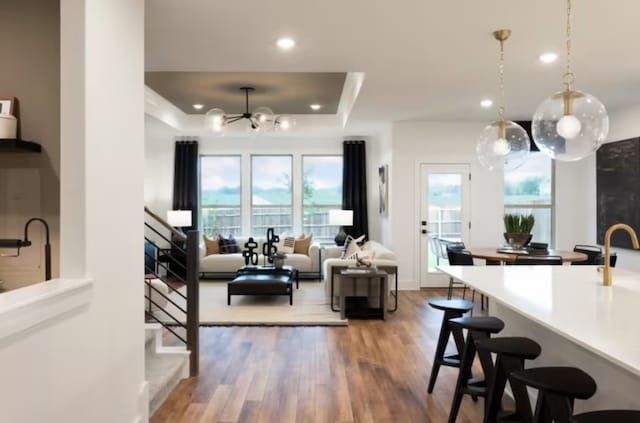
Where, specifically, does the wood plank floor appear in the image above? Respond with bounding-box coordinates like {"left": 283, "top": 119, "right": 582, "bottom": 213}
{"left": 151, "top": 289, "right": 487, "bottom": 423}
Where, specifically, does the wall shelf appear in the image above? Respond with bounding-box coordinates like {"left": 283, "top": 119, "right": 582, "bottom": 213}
{"left": 0, "top": 139, "right": 42, "bottom": 153}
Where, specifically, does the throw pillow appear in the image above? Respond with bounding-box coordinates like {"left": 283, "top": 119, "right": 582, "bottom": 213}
{"left": 218, "top": 234, "right": 240, "bottom": 254}
{"left": 279, "top": 235, "right": 295, "bottom": 254}
{"left": 294, "top": 233, "right": 313, "bottom": 255}
{"left": 342, "top": 239, "right": 361, "bottom": 259}
{"left": 203, "top": 234, "right": 220, "bottom": 256}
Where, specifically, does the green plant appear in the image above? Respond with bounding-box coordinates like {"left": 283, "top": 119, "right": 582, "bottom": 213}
{"left": 503, "top": 213, "right": 535, "bottom": 233}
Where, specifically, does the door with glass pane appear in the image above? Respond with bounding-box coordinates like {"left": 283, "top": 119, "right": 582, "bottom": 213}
{"left": 419, "top": 164, "right": 470, "bottom": 287}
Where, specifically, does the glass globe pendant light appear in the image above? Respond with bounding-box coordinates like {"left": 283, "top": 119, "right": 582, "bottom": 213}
{"left": 476, "top": 29, "right": 530, "bottom": 171}
{"left": 532, "top": 0, "right": 609, "bottom": 161}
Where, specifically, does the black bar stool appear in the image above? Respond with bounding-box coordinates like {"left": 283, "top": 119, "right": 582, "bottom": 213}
{"left": 510, "top": 367, "right": 597, "bottom": 422}
{"left": 447, "top": 316, "right": 505, "bottom": 423}
{"left": 571, "top": 410, "right": 640, "bottom": 423}
{"left": 427, "top": 298, "right": 474, "bottom": 394}
{"left": 475, "top": 337, "right": 542, "bottom": 423}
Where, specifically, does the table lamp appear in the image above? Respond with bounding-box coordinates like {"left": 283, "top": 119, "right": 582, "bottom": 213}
{"left": 329, "top": 209, "right": 353, "bottom": 246}
{"left": 167, "top": 210, "right": 192, "bottom": 229}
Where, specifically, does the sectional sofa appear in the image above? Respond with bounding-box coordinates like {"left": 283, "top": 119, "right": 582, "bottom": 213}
{"left": 199, "top": 236, "right": 322, "bottom": 279}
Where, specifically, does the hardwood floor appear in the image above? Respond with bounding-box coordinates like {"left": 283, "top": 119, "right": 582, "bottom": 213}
{"left": 151, "top": 289, "right": 487, "bottom": 423}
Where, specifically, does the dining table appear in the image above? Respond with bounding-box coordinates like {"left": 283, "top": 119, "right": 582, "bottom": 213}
{"left": 466, "top": 247, "right": 588, "bottom": 265}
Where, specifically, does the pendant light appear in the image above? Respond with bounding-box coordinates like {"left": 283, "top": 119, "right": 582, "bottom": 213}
{"left": 532, "top": 0, "right": 608, "bottom": 161}
{"left": 476, "top": 29, "right": 530, "bottom": 171}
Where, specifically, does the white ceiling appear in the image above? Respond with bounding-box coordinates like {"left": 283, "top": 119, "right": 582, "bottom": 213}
{"left": 145, "top": 0, "right": 640, "bottom": 131}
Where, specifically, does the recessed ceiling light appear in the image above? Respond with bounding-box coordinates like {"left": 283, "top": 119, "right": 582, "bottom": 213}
{"left": 276, "top": 37, "right": 295, "bottom": 50}
{"left": 480, "top": 99, "right": 493, "bottom": 108}
{"left": 193, "top": 104, "right": 204, "bottom": 110}
{"left": 539, "top": 52, "right": 558, "bottom": 64}
{"left": 310, "top": 104, "right": 322, "bottom": 111}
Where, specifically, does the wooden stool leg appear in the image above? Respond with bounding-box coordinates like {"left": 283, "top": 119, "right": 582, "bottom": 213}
{"left": 428, "top": 310, "right": 459, "bottom": 393}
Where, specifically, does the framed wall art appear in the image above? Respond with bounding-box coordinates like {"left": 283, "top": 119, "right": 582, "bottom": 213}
{"left": 378, "top": 164, "right": 388, "bottom": 216}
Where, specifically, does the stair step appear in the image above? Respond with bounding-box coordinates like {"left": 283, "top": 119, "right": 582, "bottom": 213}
{"left": 146, "top": 349, "right": 188, "bottom": 416}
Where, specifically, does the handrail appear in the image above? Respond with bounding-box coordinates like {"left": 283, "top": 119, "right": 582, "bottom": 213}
{"left": 144, "top": 206, "right": 187, "bottom": 242}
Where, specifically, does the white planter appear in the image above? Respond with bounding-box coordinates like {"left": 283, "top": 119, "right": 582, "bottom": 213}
{"left": 0, "top": 114, "right": 17, "bottom": 139}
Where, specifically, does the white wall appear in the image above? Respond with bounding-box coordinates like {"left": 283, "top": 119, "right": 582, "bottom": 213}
{"left": 556, "top": 104, "right": 640, "bottom": 271}
{"left": 0, "top": 1, "right": 146, "bottom": 422}
{"left": 144, "top": 116, "right": 388, "bottom": 242}
{"left": 390, "top": 122, "right": 505, "bottom": 289}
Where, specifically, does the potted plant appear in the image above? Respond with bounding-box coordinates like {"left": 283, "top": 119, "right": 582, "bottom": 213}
{"left": 503, "top": 213, "right": 535, "bottom": 249}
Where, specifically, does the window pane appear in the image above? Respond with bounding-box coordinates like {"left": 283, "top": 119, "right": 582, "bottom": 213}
{"left": 201, "top": 207, "right": 241, "bottom": 237}
{"left": 303, "top": 156, "right": 343, "bottom": 243}
{"left": 504, "top": 207, "right": 552, "bottom": 245}
{"left": 201, "top": 156, "right": 241, "bottom": 206}
{"left": 200, "top": 156, "right": 242, "bottom": 236}
{"left": 504, "top": 153, "right": 552, "bottom": 206}
{"left": 251, "top": 156, "right": 292, "bottom": 234}
{"left": 251, "top": 156, "right": 292, "bottom": 206}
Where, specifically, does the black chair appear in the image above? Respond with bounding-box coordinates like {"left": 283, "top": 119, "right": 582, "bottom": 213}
{"left": 514, "top": 256, "right": 563, "bottom": 265}
{"left": 570, "top": 410, "right": 640, "bottom": 423}
{"left": 475, "top": 337, "right": 541, "bottom": 423}
{"left": 509, "top": 367, "right": 597, "bottom": 422}
{"left": 447, "top": 316, "right": 505, "bottom": 423}
{"left": 446, "top": 247, "right": 473, "bottom": 299}
{"left": 426, "top": 298, "right": 474, "bottom": 394}
{"left": 572, "top": 245, "right": 602, "bottom": 265}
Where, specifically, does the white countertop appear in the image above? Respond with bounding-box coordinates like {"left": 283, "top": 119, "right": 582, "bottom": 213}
{"left": 437, "top": 265, "right": 640, "bottom": 377}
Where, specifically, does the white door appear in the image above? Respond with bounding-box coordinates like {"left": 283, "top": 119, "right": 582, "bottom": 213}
{"left": 419, "top": 164, "right": 471, "bottom": 287}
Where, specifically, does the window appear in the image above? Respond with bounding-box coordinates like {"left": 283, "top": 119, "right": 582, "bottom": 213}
{"left": 251, "top": 155, "right": 293, "bottom": 234}
{"left": 200, "top": 156, "right": 241, "bottom": 237}
{"left": 504, "top": 153, "right": 554, "bottom": 245}
{"left": 302, "top": 156, "right": 343, "bottom": 243}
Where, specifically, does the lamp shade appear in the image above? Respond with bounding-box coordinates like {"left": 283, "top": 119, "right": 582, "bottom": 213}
{"left": 167, "top": 210, "right": 192, "bottom": 227}
{"left": 328, "top": 209, "right": 353, "bottom": 226}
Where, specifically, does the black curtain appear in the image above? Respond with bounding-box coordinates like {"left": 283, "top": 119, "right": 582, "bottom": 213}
{"left": 172, "top": 140, "right": 199, "bottom": 231}
{"left": 342, "top": 140, "right": 369, "bottom": 238}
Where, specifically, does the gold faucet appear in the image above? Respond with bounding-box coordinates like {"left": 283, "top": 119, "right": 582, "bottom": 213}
{"left": 602, "top": 223, "right": 639, "bottom": 286}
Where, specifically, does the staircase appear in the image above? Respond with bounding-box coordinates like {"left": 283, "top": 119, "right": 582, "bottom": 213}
{"left": 143, "top": 206, "right": 200, "bottom": 417}
{"left": 145, "top": 323, "right": 190, "bottom": 415}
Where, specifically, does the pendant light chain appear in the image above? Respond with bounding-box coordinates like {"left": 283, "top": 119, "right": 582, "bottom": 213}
{"left": 563, "top": 0, "right": 575, "bottom": 89}
{"left": 498, "top": 38, "right": 505, "bottom": 122}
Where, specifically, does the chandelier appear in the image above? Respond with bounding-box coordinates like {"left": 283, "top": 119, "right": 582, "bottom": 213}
{"left": 204, "top": 87, "right": 295, "bottom": 133}
{"left": 531, "top": 0, "right": 608, "bottom": 161}
{"left": 476, "top": 29, "right": 530, "bottom": 171}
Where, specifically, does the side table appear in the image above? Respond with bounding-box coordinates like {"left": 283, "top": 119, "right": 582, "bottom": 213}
{"left": 339, "top": 269, "right": 388, "bottom": 320}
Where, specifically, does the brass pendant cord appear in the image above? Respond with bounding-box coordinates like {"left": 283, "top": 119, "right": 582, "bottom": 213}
{"left": 563, "top": 0, "right": 575, "bottom": 90}
{"left": 498, "top": 36, "right": 506, "bottom": 122}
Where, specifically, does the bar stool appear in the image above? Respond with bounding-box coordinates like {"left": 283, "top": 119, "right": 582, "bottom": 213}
{"left": 571, "top": 410, "right": 640, "bottom": 423}
{"left": 475, "top": 337, "right": 542, "bottom": 423}
{"left": 447, "top": 316, "right": 505, "bottom": 423}
{"left": 510, "top": 367, "right": 597, "bottom": 422}
{"left": 427, "top": 298, "right": 475, "bottom": 394}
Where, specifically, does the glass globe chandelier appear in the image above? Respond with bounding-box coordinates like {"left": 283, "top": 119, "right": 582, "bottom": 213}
{"left": 532, "top": 0, "right": 608, "bottom": 161}
{"left": 476, "top": 29, "right": 530, "bottom": 171}
{"left": 204, "top": 87, "right": 295, "bottom": 133}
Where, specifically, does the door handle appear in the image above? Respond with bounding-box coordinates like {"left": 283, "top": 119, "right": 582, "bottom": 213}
{"left": 421, "top": 229, "right": 428, "bottom": 234}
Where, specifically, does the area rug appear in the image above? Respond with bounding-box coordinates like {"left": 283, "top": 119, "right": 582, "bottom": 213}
{"left": 159, "top": 280, "right": 347, "bottom": 326}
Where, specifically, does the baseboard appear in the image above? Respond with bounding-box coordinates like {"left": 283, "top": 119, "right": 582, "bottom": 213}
{"left": 134, "top": 380, "right": 149, "bottom": 423}
{"left": 398, "top": 279, "right": 420, "bottom": 291}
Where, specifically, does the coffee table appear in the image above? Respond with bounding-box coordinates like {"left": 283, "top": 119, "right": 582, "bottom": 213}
{"left": 227, "top": 265, "right": 299, "bottom": 305}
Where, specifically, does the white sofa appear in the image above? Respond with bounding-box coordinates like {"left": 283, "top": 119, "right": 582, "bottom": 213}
{"left": 323, "top": 240, "right": 399, "bottom": 311}
{"left": 199, "top": 236, "right": 322, "bottom": 279}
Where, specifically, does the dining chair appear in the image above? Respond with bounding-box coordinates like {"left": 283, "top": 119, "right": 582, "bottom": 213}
{"left": 446, "top": 246, "right": 486, "bottom": 310}
{"left": 445, "top": 245, "right": 471, "bottom": 299}
{"left": 572, "top": 244, "right": 602, "bottom": 265}
{"left": 514, "top": 256, "right": 563, "bottom": 265}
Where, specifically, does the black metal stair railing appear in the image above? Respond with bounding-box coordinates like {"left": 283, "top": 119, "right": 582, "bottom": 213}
{"left": 144, "top": 207, "right": 199, "bottom": 376}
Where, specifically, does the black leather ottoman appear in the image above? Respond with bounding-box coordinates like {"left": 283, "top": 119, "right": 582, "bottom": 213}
{"left": 228, "top": 272, "right": 294, "bottom": 305}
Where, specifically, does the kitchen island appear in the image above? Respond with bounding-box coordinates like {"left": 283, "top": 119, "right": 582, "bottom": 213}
{"left": 437, "top": 264, "right": 640, "bottom": 412}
